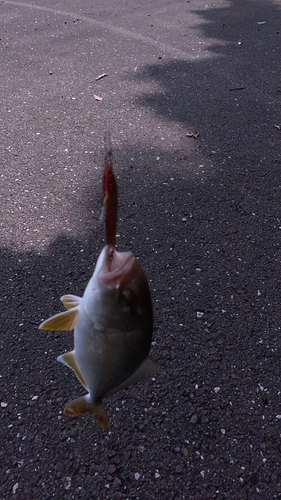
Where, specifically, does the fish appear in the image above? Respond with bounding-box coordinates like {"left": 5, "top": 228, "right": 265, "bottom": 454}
{"left": 39, "top": 134, "right": 159, "bottom": 430}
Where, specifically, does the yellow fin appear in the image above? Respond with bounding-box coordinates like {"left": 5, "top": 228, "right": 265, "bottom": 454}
{"left": 61, "top": 294, "right": 81, "bottom": 310}
{"left": 57, "top": 351, "right": 87, "bottom": 389}
{"left": 39, "top": 307, "right": 78, "bottom": 331}
{"left": 64, "top": 396, "right": 109, "bottom": 430}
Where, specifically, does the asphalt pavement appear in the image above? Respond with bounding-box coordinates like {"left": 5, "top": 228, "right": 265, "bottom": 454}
{"left": 1, "top": 0, "right": 281, "bottom": 498}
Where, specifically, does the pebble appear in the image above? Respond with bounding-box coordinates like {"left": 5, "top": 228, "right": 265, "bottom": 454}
{"left": 107, "top": 450, "right": 116, "bottom": 458}
{"left": 108, "top": 464, "right": 117, "bottom": 474}
{"left": 135, "top": 473, "right": 141, "bottom": 480}
{"left": 201, "top": 415, "right": 209, "bottom": 424}
{"left": 12, "top": 483, "right": 19, "bottom": 494}
{"left": 111, "top": 455, "right": 121, "bottom": 465}
{"left": 112, "top": 477, "right": 122, "bottom": 487}
{"left": 190, "top": 414, "right": 198, "bottom": 424}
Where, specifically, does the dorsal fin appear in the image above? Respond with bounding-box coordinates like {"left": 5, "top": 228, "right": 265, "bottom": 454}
{"left": 61, "top": 294, "right": 82, "bottom": 310}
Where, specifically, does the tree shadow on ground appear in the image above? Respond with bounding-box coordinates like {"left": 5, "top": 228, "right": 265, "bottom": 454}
{"left": 133, "top": 0, "right": 281, "bottom": 170}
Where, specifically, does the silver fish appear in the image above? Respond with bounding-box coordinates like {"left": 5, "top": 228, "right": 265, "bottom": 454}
{"left": 39, "top": 244, "right": 159, "bottom": 429}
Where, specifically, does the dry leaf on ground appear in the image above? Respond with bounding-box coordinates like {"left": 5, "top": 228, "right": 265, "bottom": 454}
{"left": 186, "top": 131, "right": 199, "bottom": 138}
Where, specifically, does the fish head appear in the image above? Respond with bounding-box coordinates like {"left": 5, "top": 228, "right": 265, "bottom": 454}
{"left": 94, "top": 245, "right": 152, "bottom": 319}
{"left": 83, "top": 244, "right": 153, "bottom": 368}
{"left": 97, "top": 244, "right": 135, "bottom": 289}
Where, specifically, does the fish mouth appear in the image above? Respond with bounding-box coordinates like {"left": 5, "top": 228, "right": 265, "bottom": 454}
{"left": 100, "top": 245, "right": 134, "bottom": 287}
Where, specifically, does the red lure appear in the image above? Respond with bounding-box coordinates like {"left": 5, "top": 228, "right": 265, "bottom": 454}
{"left": 103, "top": 133, "right": 118, "bottom": 247}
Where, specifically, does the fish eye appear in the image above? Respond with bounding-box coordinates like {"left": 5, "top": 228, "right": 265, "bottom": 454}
{"left": 118, "top": 288, "right": 134, "bottom": 307}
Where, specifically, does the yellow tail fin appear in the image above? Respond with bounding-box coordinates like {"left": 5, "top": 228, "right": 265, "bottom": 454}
{"left": 64, "top": 396, "right": 109, "bottom": 430}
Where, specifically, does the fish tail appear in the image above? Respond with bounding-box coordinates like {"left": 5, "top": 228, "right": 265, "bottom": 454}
{"left": 63, "top": 396, "right": 109, "bottom": 430}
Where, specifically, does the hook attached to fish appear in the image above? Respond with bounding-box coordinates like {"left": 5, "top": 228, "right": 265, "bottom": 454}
{"left": 39, "top": 132, "right": 160, "bottom": 430}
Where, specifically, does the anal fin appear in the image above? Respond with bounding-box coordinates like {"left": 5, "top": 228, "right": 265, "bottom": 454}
{"left": 64, "top": 396, "right": 109, "bottom": 430}
{"left": 39, "top": 307, "right": 79, "bottom": 331}
{"left": 57, "top": 351, "right": 87, "bottom": 389}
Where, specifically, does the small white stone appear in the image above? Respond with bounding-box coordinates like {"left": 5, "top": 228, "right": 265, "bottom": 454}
{"left": 197, "top": 311, "right": 204, "bottom": 318}
{"left": 65, "top": 477, "right": 71, "bottom": 490}
{"left": 221, "top": 428, "right": 226, "bottom": 435}
{"left": 214, "top": 387, "right": 220, "bottom": 393}
{"left": 12, "top": 483, "right": 19, "bottom": 494}
{"left": 1, "top": 402, "right": 8, "bottom": 408}
{"left": 155, "top": 472, "right": 160, "bottom": 478}
{"left": 134, "top": 473, "right": 141, "bottom": 480}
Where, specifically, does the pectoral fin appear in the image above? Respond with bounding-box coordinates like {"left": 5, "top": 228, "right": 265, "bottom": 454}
{"left": 64, "top": 396, "right": 109, "bottom": 430}
{"left": 61, "top": 294, "right": 81, "bottom": 310}
{"left": 57, "top": 351, "right": 87, "bottom": 389}
{"left": 107, "top": 357, "right": 161, "bottom": 397}
{"left": 39, "top": 307, "right": 79, "bottom": 331}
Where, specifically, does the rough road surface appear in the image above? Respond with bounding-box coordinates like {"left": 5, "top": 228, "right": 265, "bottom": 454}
{"left": 1, "top": 0, "right": 281, "bottom": 498}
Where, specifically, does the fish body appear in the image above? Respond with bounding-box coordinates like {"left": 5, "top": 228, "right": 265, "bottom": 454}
{"left": 40, "top": 244, "right": 159, "bottom": 429}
